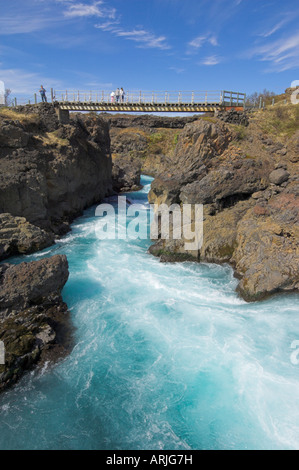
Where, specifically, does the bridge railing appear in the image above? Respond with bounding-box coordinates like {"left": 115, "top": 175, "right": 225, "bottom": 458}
{"left": 52, "top": 90, "right": 224, "bottom": 105}
{"left": 10, "top": 94, "right": 44, "bottom": 106}
{"left": 222, "top": 91, "right": 246, "bottom": 108}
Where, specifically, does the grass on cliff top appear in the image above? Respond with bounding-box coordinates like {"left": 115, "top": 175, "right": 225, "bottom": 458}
{"left": 255, "top": 103, "right": 299, "bottom": 139}
{"left": 117, "top": 127, "right": 148, "bottom": 137}
{"left": 0, "top": 107, "right": 39, "bottom": 124}
{"left": 37, "top": 130, "right": 69, "bottom": 147}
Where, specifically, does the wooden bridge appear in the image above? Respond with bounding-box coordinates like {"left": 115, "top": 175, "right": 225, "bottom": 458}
{"left": 51, "top": 89, "right": 246, "bottom": 122}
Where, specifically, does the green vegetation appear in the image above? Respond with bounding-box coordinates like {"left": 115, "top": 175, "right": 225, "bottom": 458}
{"left": 149, "top": 131, "right": 164, "bottom": 144}
{"left": 154, "top": 249, "right": 197, "bottom": 262}
{"left": 259, "top": 104, "right": 299, "bottom": 138}
{"left": 173, "top": 133, "right": 179, "bottom": 146}
{"left": 233, "top": 125, "right": 247, "bottom": 141}
{"left": 147, "top": 129, "right": 180, "bottom": 155}
{"left": 200, "top": 115, "right": 217, "bottom": 123}
{"left": 216, "top": 242, "right": 237, "bottom": 260}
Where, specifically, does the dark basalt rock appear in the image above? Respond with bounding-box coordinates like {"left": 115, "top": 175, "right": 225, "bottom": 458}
{"left": 147, "top": 116, "right": 299, "bottom": 301}
{"left": 0, "top": 255, "right": 71, "bottom": 392}
{"left": 217, "top": 109, "right": 249, "bottom": 126}
{"left": 102, "top": 113, "right": 199, "bottom": 130}
{"left": 0, "top": 213, "right": 54, "bottom": 261}
{"left": 0, "top": 108, "right": 113, "bottom": 244}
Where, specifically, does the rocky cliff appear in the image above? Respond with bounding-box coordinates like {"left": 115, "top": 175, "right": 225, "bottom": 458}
{"left": 147, "top": 107, "right": 299, "bottom": 301}
{"left": 0, "top": 104, "right": 112, "bottom": 257}
{"left": 105, "top": 113, "right": 199, "bottom": 187}
{"left": 0, "top": 104, "right": 113, "bottom": 391}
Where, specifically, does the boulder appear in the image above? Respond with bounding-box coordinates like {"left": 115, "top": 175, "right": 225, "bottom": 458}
{"left": 0, "top": 255, "right": 69, "bottom": 316}
{"left": 269, "top": 168, "right": 290, "bottom": 185}
{"left": 232, "top": 194, "right": 299, "bottom": 300}
{"left": 217, "top": 109, "right": 249, "bottom": 126}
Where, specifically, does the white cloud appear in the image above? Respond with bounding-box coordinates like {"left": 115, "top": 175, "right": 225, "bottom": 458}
{"left": 189, "top": 36, "right": 207, "bottom": 49}
{"left": 209, "top": 35, "right": 218, "bottom": 46}
{"left": 117, "top": 29, "right": 170, "bottom": 49}
{"left": 188, "top": 33, "right": 218, "bottom": 52}
{"left": 258, "top": 10, "right": 299, "bottom": 39}
{"left": 0, "top": 67, "right": 64, "bottom": 96}
{"left": 95, "top": 22, "right": 171, "bottom": 50}
{"left": 169, "top": 66, "right": 185, "bottom": 74}
{"left": 250, "top": 31, "right": 299, "bottom": 72}
{"left": 63, "top": 1, "right": 116, "bottom": 19}
{"left": 261, "top": 20, "right": 288, "bottom": 38}
{"left": 0, "top": 16, "right": 56, "bottom": 34}
{"left": 0, "top": 1, "right": 170, "bottom": 52}
{"left": 200, "top": 55, "right": 222, "bottom": 66}
{"left": 0, "top": 0, "right": 75, "bottom": 35}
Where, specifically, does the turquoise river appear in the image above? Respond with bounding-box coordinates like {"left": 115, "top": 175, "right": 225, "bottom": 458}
{"left": 0, "top": 175, "right": 298, "bottom": 450}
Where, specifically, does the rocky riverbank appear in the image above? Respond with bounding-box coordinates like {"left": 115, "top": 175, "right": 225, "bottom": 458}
{"left": 0, "top": 104, "right": 114, "bottom": 391}
{"left": 147, "top": 106, "right": 299, "bottom": 301}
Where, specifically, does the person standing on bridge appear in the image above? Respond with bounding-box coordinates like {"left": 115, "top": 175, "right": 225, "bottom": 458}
{"left": 111, "top": 90, "right": 115, "bottom": 103}
{"left": 115, "top": 88, "right": 120, "bottom": 103}
{"left": 120, "top": 88, "right": 125, "bottom": 103}
{"left": 39, "top": 85, "right": 47, "bottom": 102}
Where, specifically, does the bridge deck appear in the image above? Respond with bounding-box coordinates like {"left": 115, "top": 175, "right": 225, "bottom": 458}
{"left": 55, "top": 101, "right": 225, "bottom": 113}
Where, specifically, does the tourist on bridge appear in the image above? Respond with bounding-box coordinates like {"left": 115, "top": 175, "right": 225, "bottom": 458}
{"left": 110, "top": 90, "right": 115, "bottom": 103}
{"left": 120, "top": 88, "right": 125, "bottom": 103}
{"left": 115, "top": 88, "right": 120, "bottom": 103}
{"left": 39, "top": 85, "right": 47, "bottom": 102}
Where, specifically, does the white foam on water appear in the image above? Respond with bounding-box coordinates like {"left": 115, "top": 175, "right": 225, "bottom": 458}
{"left": 0, "top": 175, "right": 299, "bottom": 450}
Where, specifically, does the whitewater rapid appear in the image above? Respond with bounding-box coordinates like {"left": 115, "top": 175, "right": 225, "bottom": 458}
{"left": 0, "top": 175, "right": 298, "bottom": 450}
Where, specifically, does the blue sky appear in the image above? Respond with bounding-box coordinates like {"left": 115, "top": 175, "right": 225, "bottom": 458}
{"left": 0, "top": 0, "right": 298, "bottom": 100}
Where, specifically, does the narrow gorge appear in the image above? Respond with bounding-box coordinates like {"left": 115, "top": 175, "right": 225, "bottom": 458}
{"left": 0, "top": 101, "right": 298, "bottom": 395}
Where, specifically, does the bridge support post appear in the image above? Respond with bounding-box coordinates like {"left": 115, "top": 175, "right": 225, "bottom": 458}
{"left": 56, "top": 108, "right": 70, "bottom": 124}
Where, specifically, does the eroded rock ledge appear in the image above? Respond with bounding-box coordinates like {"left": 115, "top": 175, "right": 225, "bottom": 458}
{"left": 0, "top": 255, "right": 70, "bottom": 392}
